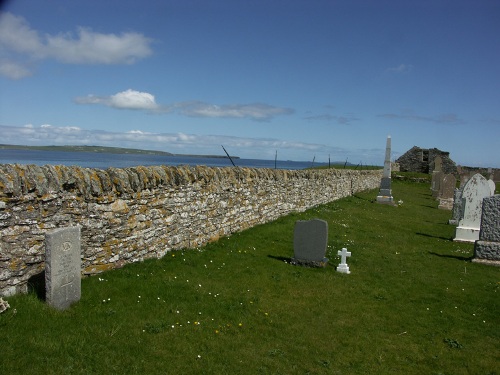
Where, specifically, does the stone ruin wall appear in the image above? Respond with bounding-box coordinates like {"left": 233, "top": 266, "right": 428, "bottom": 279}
{"left": 0, "top": 164, "right": 382, "bottom": 297}
{"left": 396, "top": 146, "right": 457, "bottom": 175}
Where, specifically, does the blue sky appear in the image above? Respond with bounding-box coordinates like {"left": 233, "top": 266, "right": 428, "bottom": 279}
{"left": 1, "top": 0, "right": 499, "bottom": 167}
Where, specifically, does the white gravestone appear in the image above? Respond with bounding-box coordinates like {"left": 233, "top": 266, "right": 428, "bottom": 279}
{"left": 454, "top": 174, "right": 493, "bottom": 242}
{"left": 45, "top": 227, "right": 81, "bottom": 310}
{"left": 292, "top": 219, "right": 329, "bottom": 267}
{"left": 337, "top": 248, "right": 351, "bottom": 274}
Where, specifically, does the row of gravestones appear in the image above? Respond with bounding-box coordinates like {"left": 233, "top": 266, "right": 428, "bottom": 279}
{"left": 43, "top": 219, "right": 351, "bottom": 310}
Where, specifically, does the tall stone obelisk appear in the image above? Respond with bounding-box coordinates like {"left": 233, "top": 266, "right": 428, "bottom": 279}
{"left": 376, "top": 135, "right": 395, "bottom": 204}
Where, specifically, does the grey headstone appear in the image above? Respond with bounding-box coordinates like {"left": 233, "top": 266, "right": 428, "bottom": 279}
{"left": 45, "top": 227, "right": 81, "bottom": 310}
{"left": 474, "top": 195, "right": 500, "bottom": 262}
{"left": 292, "top": 219, "right": 328, "bottom": 267}
{"left": 449, "top": 188, "right": 463, "bottom": 225}
{"left": 433, "top": 156, "right": 443, "bottom": 172}
{"left": 376, "top": 136, "right": 395, "bottom": 204}
{"left": 438, "top": 174, "right": 456, "bottom": 210}
{"left": 454, "top": 174, "right": 492, "bottom": 242}
{"left": 431, "top": 171, "right": 444, "bottom": 198}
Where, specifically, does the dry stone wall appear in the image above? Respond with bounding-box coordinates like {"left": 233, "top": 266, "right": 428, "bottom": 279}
{"left": 0, "top": 164, "right": 381, "bottom": 297}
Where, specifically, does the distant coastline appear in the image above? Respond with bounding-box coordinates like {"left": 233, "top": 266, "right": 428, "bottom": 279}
{"left": 0, "top": 144, "right": 240, "bottom": 159}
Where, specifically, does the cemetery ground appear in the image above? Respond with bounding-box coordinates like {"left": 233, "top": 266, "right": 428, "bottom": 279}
{"left": 1, "top": 178, "right": 498, "bottom": 374}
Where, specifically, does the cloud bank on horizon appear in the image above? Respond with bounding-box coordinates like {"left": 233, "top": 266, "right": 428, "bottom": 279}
{"left": 0, "top": 123, "right": 374, "bottom": 163}
{"left": 1, "top": 2, "right": 499, "bottom": 168}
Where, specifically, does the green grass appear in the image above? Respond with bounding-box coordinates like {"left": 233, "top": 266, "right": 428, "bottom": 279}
{"left": 1, "top": 180, "right": 499, "bottom": 374}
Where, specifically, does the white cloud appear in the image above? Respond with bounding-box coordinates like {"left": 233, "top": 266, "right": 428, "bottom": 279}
{"left": 0, "top": 59, "right": 32, "bottom": 79}
{"left": 75, "top": 90, "right": 293, "bottom": 120}
{"left": 304, "top": 113, "right": 359, "bottom": 125}
{"left": 75, "top": 89, "right": 161, "bottom": 111}
{"left": 378, "top": 110, "right": 465, "bottom": 125}
{"left": 45, "top": 27, "right": 152, "bottom": 64}
{"left": 176, "top": 101, "right": 294, "bottom": 120}
{"left": 386, "top": 64, "right": 414, "bottom": 73}
{"left": 0, "top": 13, "right": 153, "bottom": 78}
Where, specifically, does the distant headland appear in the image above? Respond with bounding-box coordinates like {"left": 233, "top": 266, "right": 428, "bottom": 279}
{"left": 0, "top": 144, "right": 240, "bottom": 159}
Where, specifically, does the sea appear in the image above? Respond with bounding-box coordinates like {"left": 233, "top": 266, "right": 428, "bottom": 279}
{"left": 0, "top": 149, "right": 328, "bottom": 170}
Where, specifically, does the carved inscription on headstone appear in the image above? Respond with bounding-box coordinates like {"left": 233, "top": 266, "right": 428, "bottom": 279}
{"left": 45, "top": 227, "right": 81, "bottom": 310}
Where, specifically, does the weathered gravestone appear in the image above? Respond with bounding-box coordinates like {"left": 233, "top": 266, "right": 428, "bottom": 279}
{"left": 431, "top": 171, "right": 444, "bottom": 199}
{"left": 45, "top": 226, "right": 81, "bottom": 310}
{"left": 473, "top": 195, "right": 500, "bottom": 265}
{"left": 438, "top": 174, "right": 456, "bottom": 210}
{"left": 488, "top": 179, "right": 496, "bottom": 195}
{"left": 292, "top": 219, "right": 328, "bottom": 267}
{"left": 454, "top": 174, "right": 492, "bottom": 242}
{"left": 431, "top": 156, "right": 443, "bottom": 198}
{"left": 449, "top": 188, "right": 463, "bottom": 225}
{"left": 433, "top": 155, "right": 443, "bottom": 172}
{"left": 376, "top": 135, "right": 395, "bottom": 205}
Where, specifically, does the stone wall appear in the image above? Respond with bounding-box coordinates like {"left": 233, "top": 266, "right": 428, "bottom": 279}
{"left": 0, "top": 164, "right": 382, "bottom": 297}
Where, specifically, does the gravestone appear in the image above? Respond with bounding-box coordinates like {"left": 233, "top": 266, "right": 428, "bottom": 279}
{"left": 431, "top": 171, "right": 444, "bottom": 198}
{"left": 431, "top": 156, "right": 443, "bottom": 198}
{"left": 454, "top": 174, "right": 492, "bottom": 242}
{"left": 292, "top": 219, "right": 328, "bottom": 267}
{"left": 473, "top": 195, "right": 500, "bottom": 265}
{"left": 448, "top": 188, "right": 463, "bottom": 225}
{"left": 438, "top": 174, "right": 456, "bottom": 210}
{"left": 433, "top": 155, "right": 443, "bottom": 172}
{"left": 336, "top": 248, "right": 351, "bottom": 274}
{"left": 376, "top": 135, "right": 395, "bottom": 205}
{"left": 45, "top": 226, "right": 81, "bottom": 310}
{"left": 488, "top": 179, "right": 496, "bottom": 195}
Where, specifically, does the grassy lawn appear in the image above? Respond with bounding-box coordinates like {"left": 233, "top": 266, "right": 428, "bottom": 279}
{"left": 1, "top": 179, "right": 498, "bottom": 374}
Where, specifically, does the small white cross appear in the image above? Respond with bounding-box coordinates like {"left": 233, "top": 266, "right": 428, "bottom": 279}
{"left": 337, "top": 248, "right": 351, "bottom": 274}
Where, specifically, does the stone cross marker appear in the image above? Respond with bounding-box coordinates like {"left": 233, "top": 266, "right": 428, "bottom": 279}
{"left": 292, "top": 219, "right": 328, "bottom": 267}
{"left": 474, "top": 195, "right": 500, "bottom": 264}
{"left": 376, "top": 135, "right": 395, "bottom": 205}
{"left": 337, "top": 248, "right": 351, "bottom": 274}
{"left": 45, "top": 226, "right": 81, "bottom": 310}
{"left": 454, "top": 174, "right": 492, "bottom": 242}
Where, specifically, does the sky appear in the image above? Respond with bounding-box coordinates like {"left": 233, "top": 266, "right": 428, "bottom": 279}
{"left": 0, "top": 0, "right": 499, "bottom": 167}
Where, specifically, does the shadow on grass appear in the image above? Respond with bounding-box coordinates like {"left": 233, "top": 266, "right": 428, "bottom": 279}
{"left": 419, "top": 204, "right": 438, "bottom": 209}
{"left": 351, "top": 194, "right": 374, "bottom": 202}
{"left": 428, "top": 251, "right": 474, "bottom": 262}
{"left": 267, "top": 255, "right": 291, "bottom": 263}
{"left": 416, "top": 232, "right": 453, "bottom": 241}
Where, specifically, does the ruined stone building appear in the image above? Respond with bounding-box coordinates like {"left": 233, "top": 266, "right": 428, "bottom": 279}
{"left": 396, "top": 146, "right": 457, "bottom": 174}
